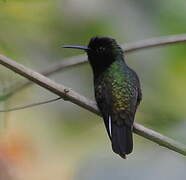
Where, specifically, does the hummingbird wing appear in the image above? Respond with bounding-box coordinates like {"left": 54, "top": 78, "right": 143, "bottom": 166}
{"left": 95, "top": 83, "right": 112, "bottom": 140}
{"left": 110, "top": 87, "right": 138, "bottom": 157}
{"left": 95, "top": 71, "right": 141, "bottom": 158}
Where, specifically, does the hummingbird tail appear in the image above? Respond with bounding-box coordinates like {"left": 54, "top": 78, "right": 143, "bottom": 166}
{"left": 111, "top": 122, "right": 133, "bottom": 158}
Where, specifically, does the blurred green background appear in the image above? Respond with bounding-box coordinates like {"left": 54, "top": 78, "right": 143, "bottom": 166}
{"left": 0, "top": 0, "right": 186, "bottom": 179}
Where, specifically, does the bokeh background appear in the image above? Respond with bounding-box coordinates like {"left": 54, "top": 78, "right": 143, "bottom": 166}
{"left": 0, "top": 0, "right": 186, "bottom": 179}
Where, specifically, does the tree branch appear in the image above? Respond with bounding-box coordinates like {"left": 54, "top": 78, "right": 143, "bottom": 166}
{"left": 0, "top": 54, "right": 185, "bottom": 156}
{"left": 1, "top": 34, "right": 186, "bottom": 100}
{"left": 0, "top": 54, "right": 86, "bottom": 99}
{"left": 123, "top": 33, "right": 186, "bottom": 52}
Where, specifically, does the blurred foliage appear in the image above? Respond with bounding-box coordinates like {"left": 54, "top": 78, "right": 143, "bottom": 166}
{"left": 0, "top": 0, "right": 186, "bottom": 179}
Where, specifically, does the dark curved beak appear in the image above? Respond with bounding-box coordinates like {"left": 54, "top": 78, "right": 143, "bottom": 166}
{"left": 62, "top": 45, "right": 89, "bottom": 51}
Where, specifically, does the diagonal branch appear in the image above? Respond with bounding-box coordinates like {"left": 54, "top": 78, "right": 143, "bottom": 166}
{"left": 1, "top": 34, "right": 186, "bottom": 100}
{"left": 0, "top": 54, "right": 185, "bottom": 156}
{"left": 0, "top": 54, "right": 86, "bottom": 99}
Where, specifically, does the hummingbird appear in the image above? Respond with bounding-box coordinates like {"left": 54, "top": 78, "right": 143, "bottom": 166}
{"left": 63, "top": 36, "right": 142, "bottom": 159}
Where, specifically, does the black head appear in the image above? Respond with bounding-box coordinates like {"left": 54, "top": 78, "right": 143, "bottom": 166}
{"left": 87, "top": 36, "right": 123, "bottom": 60}
{"left": 63, "top": 36, "right": 124, "bottom": 78}
{"left": 87, "top": 36, "right": 123, "bottom": 76}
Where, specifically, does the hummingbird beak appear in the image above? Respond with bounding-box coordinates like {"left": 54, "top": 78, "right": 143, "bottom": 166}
{"left": 62, "top": 45, "right": 89, "bottom": 51}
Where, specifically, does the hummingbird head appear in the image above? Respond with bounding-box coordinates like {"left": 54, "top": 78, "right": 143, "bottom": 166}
{"left": 87, "top": 36, "right": 123, "bottom": 67}
{"left": 63, "top": 36, "right": 124, "bottom": 77}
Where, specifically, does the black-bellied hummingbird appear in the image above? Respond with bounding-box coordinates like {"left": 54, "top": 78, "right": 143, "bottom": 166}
{"left": 64, "top": 36, "right": 142, "bottom": 159}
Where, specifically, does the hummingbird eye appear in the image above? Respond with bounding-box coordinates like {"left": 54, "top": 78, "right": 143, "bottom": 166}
{"left": 96, "top": 46, "right": 106, "bottom": 53}
{"left": 100, "top": 47, "right": 105, "bottom": 51}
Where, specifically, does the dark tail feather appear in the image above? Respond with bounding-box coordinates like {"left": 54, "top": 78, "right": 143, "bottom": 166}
{"left": 111, "top": 123, "right": 133, "bottom": 159}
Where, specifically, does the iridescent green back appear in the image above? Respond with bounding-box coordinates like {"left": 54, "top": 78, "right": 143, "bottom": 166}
{"left": 95, "top": 58, "right": 140, "bottom": 126}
